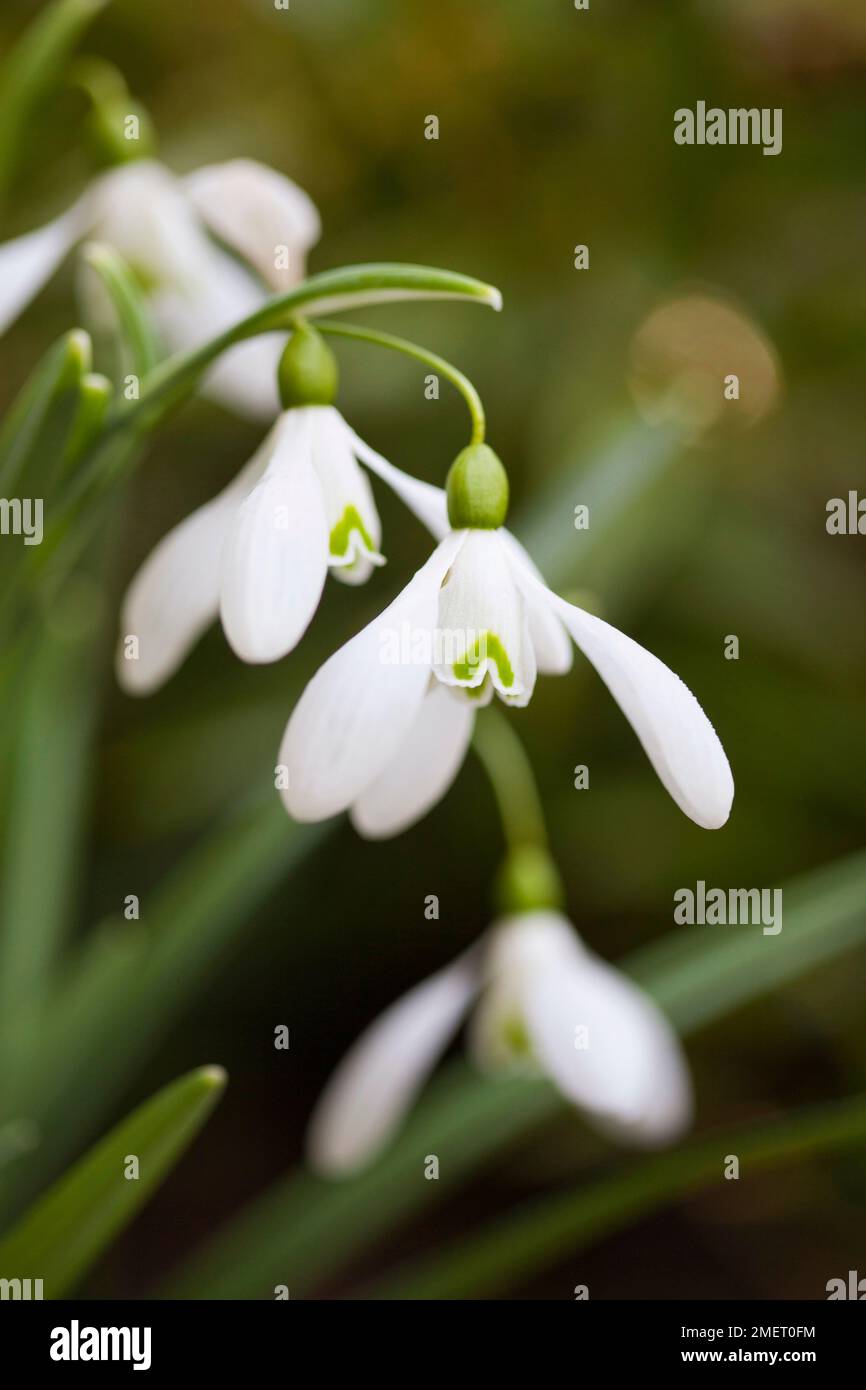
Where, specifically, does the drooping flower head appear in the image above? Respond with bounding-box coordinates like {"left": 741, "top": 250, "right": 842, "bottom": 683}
{"left": 307, "top": 909, "right": 692, "bottom": 1177}
{"left": 280, "top": 441, "right": 734, "bottom": 835}
{"left": 116, "top": 325, "right": 446, "bottom": 693}
{"left": 0, "top": 157, "right": 321, "bottom": 419}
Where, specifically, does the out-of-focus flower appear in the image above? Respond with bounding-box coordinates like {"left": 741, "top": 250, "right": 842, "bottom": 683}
{"left": 281, "top": 443, "right": 734, "bottom": 837}
{"left": 0, "top": 157, "right": 320, "bottom": 419}
{"left": 116, "top": 329, "right": 445, "bottom": 694}
{"left": 307, "top": 910, "right": 692, "bottom": 1176}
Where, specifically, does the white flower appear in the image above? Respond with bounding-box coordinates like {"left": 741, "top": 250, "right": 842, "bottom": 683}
{"left": 0, "top": 157, "right": 320, "bottom": 419}
{"left": 280, "top": 524, "right": 734, "bottom": 836}
{"left": 116, "top": 405, "right": 447, "bottom": 694}
{"left": 307, "top": 911, "right": 692, "bottom": 1176}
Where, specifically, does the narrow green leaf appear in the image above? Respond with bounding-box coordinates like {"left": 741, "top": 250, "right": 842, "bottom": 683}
{"left": 0, "top": 584, "right": 106, "bottom": 1069}
{"left": 0, "top": 328, "right": 90, "bottom": 493}
{"left": 0, "top": 1065, "right": 226, "bottom": 1297}
{"left": 0, "top": 0, "right": 110, "bottom": 202}
{"left": 370, "top": 1091, "right": 866, "bottom": 1299}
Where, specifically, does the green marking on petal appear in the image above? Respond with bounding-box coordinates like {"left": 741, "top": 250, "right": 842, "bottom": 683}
{"left": 453, "top": 631, "right": 514, "bottom": 688}
{"left": 502, "top": 1013, "right": 532, "bottom": 1057}
{"left": 329, "top": 504, "right": 376, "bottom": 560}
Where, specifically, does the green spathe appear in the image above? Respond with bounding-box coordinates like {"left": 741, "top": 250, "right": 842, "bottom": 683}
{"left": 446, "top": 443, "right": 509, "bottom": 529}
{"left": 278, "top": 324, "right": 339, "bottom": 409}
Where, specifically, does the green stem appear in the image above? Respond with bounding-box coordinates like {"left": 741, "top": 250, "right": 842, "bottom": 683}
{"left": 472, "top": 708, "right": 548, "bottom": 851}
{"left": 315, "top": 320, "right": 486, "bottom": 445}
{"left": 104, "top": 262, "right": 501, "bottom": 438}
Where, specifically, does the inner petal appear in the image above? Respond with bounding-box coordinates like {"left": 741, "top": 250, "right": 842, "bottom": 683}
{"left": 311, "top": 408, "right": 385, "bottom": 585}
{"left": 433, "top": 529, "right": 536, "bottom": 705}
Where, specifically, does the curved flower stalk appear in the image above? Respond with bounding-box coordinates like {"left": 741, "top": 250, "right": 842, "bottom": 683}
{"left": 307, "top": 910, "right": 693, "bottom": 1177}
{"left": 280, "top": 442, "right": 734, "bottom": 836}
{"left": 115, "top": 326, "right": 448, "bottom": 694}
{"left": 0, "top": 156, "right": 320, "bottom": 419}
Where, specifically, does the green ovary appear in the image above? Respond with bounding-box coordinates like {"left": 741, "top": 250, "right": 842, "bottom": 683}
{"left": 329, "top": 504, "right": 376, "bottom": 560}
{"left": 453, "top": 631, "right": 514, "bottom": 688}
{"left": 502, "top": 1013, "right": 532, "bottom": 1057}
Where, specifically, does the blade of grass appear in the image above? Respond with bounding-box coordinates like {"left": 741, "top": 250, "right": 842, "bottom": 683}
{"left": 0, "top": 1064, "right": 225, "bottom": 1297}
{"left": 369, "top": 1090, "right": 866, "bottom": 1299}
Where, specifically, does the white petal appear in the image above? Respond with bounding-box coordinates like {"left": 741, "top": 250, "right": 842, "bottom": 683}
{"left": 499, "top": 530, "right": 573, "bottom": 675}
{"left": 350, "top": 680, "right": 475, "bottom": 839}
{"left": 89, "top": 161, "right": 281, "bottom": 420}
{"left": 116, "top": 440, "right": 271, "bottom": 695}
{"left": 281, "top": 532, "right": 466, "bottom": 822}
{"left": 220, "top": 410, "right": 329, "bottom": 662}
{"left": 307, "top": 953, "right": 479, "bottom": 1176}
{"left": 433, "top": 529, "right": 536, "bottom": 706}
{"left": 345, "top": 424, "right": 450, "bottom": 541}
{"left": 183, "top": 158, "right": 321, "bottom": 291}
{"left": 514, "top": 567, "right": 734, "bottom": 829}
{"left": 0, "top": 200, "right": 89, "bottom": 334}
{"left": 311, "top": 408, "right": 384, "bottom": 586}
{"left": 511, "top": 915, "right": 692, "bottom": 1146}
{"left": 91, "top": 161, "right": 213, "bottom": 292}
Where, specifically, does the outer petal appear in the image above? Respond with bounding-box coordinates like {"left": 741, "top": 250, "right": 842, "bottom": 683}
{"left": 511, "top": 914, "right": 692, "bottom": 1146}
{"left": 0, "top": 199, "right": 90, "bottom": 334}
{"left": 513, "top": 566, "right": 734, "bottom": 829}
{"left": 499, "top": 530, "right": 573, "bottom": 676}
{"left": 281, "top": 532, "right": 466, "bottom": 822}
{"left": 116, "top": 438, "right": 272, "bottom": 695}
{"left": 344, "top": 424, "right": 450, "bottom": 541}
{"left": 434, "top": 529, "right": 536, "bottom": 707}
{"left": 183, "top": 157, "right": 321, "bottom": 290}
{"left": 350, "top": 680, "right": 475, "bottom": 839}
{"left": 220, "top": 410, "right": 329, "bottom": 662}
{"left": 307, "top": 953, "right": 479, "bottom": 1177}
{"left": 311, "top": 408, "right": 384, "bottom": 586}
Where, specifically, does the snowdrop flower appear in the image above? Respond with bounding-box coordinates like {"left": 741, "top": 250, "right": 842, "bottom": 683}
{"left": 0, "top": 156, "right": 320, "bottom": 419}
{"left": 307, "top": 910, "right": 692, "bottom": 1176}
{"left": 116, "top": 325, "right": 446, "bottom": 694}
{"left": 281, "top": 442, "right": 734, "bottom": 836}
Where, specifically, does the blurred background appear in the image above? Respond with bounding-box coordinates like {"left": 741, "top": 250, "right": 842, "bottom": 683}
{"left": 1, "top": 0, "right": 865, "bottom": 1299}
